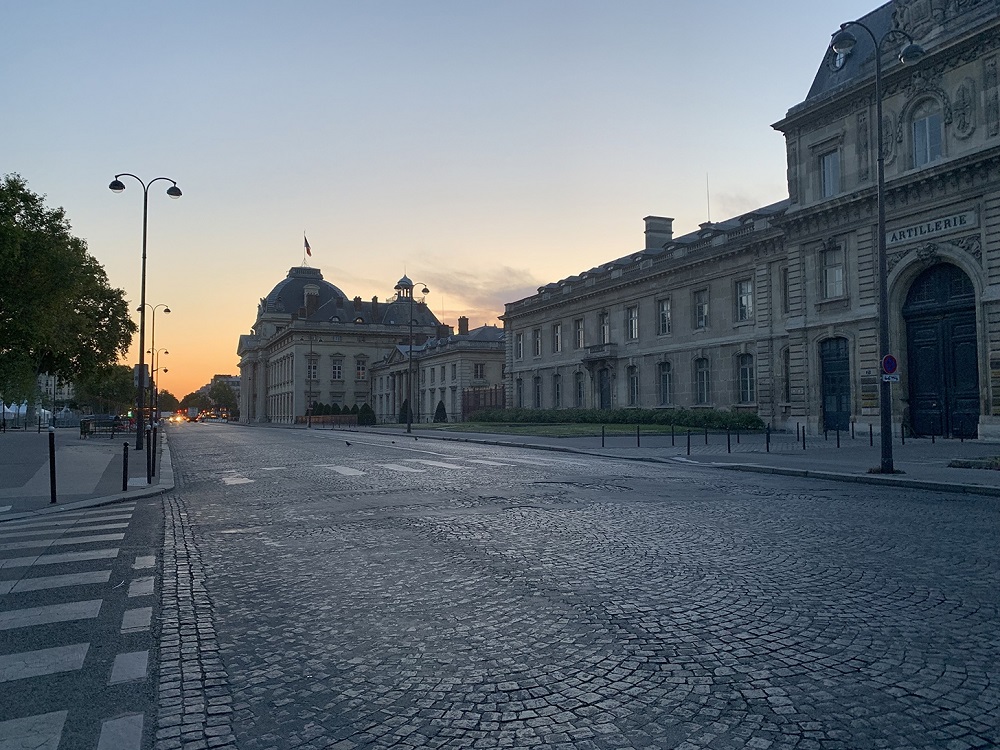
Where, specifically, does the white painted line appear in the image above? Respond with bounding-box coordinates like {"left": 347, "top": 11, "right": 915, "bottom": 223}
{"left": 97, "top": 714, "right": 143, "bottom": 750}
{"left": 0, "top": 548, "right": 119, "bottom": 569}
{"left": 0, "top": 533, "right": 125, "bottom": 553}
{"left": 6, "top": 570, "right": 111, "bottom": 594}
{"left": 260, "top": 467, "right": 285, "bottom": 471}
{"left": 0, "top": 505, "right": 11, "bottom": 513}
{"left": 319, "top": 466, "right": 365, "bottom": 476}
{"left": 377, "top": 464, "right": 426, "bottom": 473}
{"left": 120, "top": 607, "right": 153, "bottom": 633}
{"left": 220, "top": 475, "right": 253, "bottom": 485}
{"left": 0, "top": 710, "right": 67, "bottom": 750}
{"left": 0, "top": 644, "right": 88, "bottom": 683}
{"left": 132, "top": 555, "right": 155, "bottom": 570}
{"left": 467, "top": 459, "right": 513, "bottom": 466}
{"left": 127, "top": 577, "right": 154, "bottom": 597}
{"left": 109, "top": 650, "right": 148, "bottom": 684}
{"left": 0, "top": 512, "right": 133, "bottom": 531}
{"left": 0, "top": 523, "right": 129, "bottom": 540}
{"left": 403, "top": 459, "right": 468, "bottom": 470}
{"left": 0, "top": 600, "right": 102, "bottom": 631}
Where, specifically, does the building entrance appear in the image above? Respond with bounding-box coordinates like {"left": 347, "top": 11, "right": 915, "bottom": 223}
{"left": 903, "top": 263, "right": 979, "bottom": 438}
{"left": 598, "top": 368, "right": 612, "bottom": 409}
{"left": 820, "top": 337, "right": 851, "bottom": 431}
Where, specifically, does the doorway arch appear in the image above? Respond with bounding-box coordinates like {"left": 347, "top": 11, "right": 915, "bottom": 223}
{"left": 903, "top": 263, "right": 979, "bottom": 437}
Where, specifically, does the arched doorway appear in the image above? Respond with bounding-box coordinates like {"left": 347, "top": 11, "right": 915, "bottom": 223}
{"left": 903, "top": 263, "right": 979, "bottom": 438}
{"left": 820, "top": 337, "right": 851, "bottom": 431}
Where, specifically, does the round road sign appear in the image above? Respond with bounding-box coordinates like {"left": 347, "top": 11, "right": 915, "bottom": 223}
{"left": 881, "top": 354, "right": 898, "bottom": 374}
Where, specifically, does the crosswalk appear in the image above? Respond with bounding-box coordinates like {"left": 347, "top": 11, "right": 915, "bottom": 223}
{"left": 0, "top": 502, "right": 155, "bottom": 750}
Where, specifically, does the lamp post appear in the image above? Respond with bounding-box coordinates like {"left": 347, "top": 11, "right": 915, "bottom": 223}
{"left": 109, "top": 175, "right": 181, "bottom": 449}
{"left": 393, "top": 276, "right": 429, "bottom": 434}
{"left": 829, "top": 21, "right": 924, "bottom": 474}
{"left": 148, "top": 348, "right": 169, "bottom": 419}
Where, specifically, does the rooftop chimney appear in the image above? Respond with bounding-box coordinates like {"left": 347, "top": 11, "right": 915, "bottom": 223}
{"left": 353, "top": 296, "right": 362, "bottom": 311}
{"left": 458, "top": 316, "right": 470, "bottom": 335}
{"left": 643, "top": 216, "right": 674, "bottom": 250}
{"left": 371, "top": 296, "right": 378, "bottom": 320}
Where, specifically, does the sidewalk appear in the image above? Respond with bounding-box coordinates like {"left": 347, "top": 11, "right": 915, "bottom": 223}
{"left": 0, "top": 426, "right": 173, "bottom": 522}
{"left": 365, "top": 425, "right": 1000, "bottom": 498}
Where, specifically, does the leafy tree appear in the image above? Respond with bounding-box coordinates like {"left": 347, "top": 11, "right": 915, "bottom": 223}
{"left": 329, "top": 403, "right": 341, "bottom": 415}
{"left": 74, "top": 364, "right": 134, "bottom": 415}
{"left": 358, "top": 403, "right": 376, "bottom": 426}
{"left": 398, "top": 399, "right": 411, "bottom": 424}
{"left": 207, "top": 380, "right": 238, "bottom": 415}
{"left": 350, "top": 403, "right": 359, "bottom": 415}
{"left": 157, "top": 390, "right": 180, "bottom": 412}
{"left": 0, "top": 174, "right": 136, "bottom": 405}
{"left": 433, "top": 400, "right": 448, "bottom": 423}
{"left": 180, "top": 391, "right": 212, "bottom": 411}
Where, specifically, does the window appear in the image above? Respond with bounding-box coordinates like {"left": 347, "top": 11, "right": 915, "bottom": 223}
{"left": 307, "top": 360, "right": 317, "bottom": 380}
{"left": 822, "top": 245, "right": 845, "bottom": 299}
{"left": 599, "top": 312, "right": 610, "bottom": 344}
{"left": 331, "top": 360, "right": 343, "bottom": 381}
{"left": 440, "top": 366, "right": 445, "bottom": 381}
{"left": 553, "top": 374, "right": 562, "bottom": 407}
{"left": 912, "top": 101, "right": 943, "bottom": 168}
{"left": 625, "top": 306, "right": 639, "bottom": 340}
{"left": 627, "top": 366, "right": 639, "bottom": 406}
{"left": 516, "top": 378, "right": 524, "bottom": 408}
{"left": 515, "top": 333, "right": 524, "bottom": 360}
{"left": 533, "top": 377, "right": 542, "bottom": 408}
{"left": 820, "top": 150, "right": 840, "bottom": 198}
{"left": 355, "top": 359, "right": 367, "bottom": 380}
{"left": 450, "top": 363, "right": 457, "bottom": 381}
{"left": 738, "top": 354, "right": 755, "bottom": 403}
{"left": 694, "top": 289, "right": 709, "bottom": 329}
{"left": 573, "top": 319, "right": 584, "bottom": 349}
{"left": 552, "top": 323, "right": 562, "bottom": 353}
{"left": 695, "top": 358, "right": 711, "bottom": 405}
{"left": 474, "top": 363, "right": 485, "bottom": 379}
{"left": 781, "top": 267, "right": 791, "bottom": 315}
{"left": 574, "top": 372, "right": 585, "bottom": 407}
{"left": 430, "top": 367, "right": 435, "bottom": 384}
{"left": 782, "top": 348, "right": 792, "bottom": 402}
{"left": 658, "top": 361, "right": 672, "bottom": 405}
{"left": 658, "top": 299, "right": 672, "bottom": 335}
{"left": 532, "top": 329, "right": 541, "bottom": 357}
{"left": 736, "top": 279, "right": 754, "bottom": 322}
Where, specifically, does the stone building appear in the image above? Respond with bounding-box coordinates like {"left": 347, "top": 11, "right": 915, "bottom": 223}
{"left": 503, "top": 0, "right": 1000, "bottom": 438}
{"left": 371, "top": 317, "right": 505, "bottom": 424}
{"left": 236, "top": 267, "right": 443, "bottom": 424}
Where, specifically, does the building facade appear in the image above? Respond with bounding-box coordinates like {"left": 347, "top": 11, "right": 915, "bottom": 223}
{"left": 236, "top": 267, "right": 443, "bottom": 424}
{"left": 371, "top": 317, "right": 505, "bottom": 424}
{"left": 503, "top": 0, "right": 1000, "bottom": 438}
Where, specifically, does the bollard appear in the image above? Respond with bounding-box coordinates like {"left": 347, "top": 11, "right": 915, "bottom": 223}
{"left": 796, "top": 422, "right": 800, "bottom": 442}
{"left": 152, "top": 424, "right": 158, "bottom": 478}
{"left": 686, "top": 430, "right": 691, "bottom": 456}
{"left": 38, "top": 414, "right": 42, "bottom": 433}
{"left": 836, "top": 428, "right": 841, "bottom": 448}
{"left": 766, "top": 424, "right": 771, "bottom": 453}
{"left": 802, "top": 426, "right": 806, "bottom": 451}
{"left": 736, "top": 428, "right": 740, "bottom": 444}
{"left": 824, "top": 428, "right": 828, "bottom": 441}
{"left": 851, "top": 421, "right": 856, "bottom": 440}
{"left": 48, "top": 427, "right": 57, "bottom": 504}
{"left": 901, "top": 423, "right": 905, "bottom": 446}
{"left": 727, "top": 428, "right": 731, "bottom": 454}
{"left": 869, "top": 423, "right": 874, "bottom": 447}
{"left": 636, "top": 424, "right": 640, "bottom": 448}
{"left": 145, "top": 429, "right": 152, "bottom": 485}
{"left": 601, "top": 425, "right": 605, "bottom": 448}
{"left": 931, "top": 433, "right": 935, "bottom": 444}
{"left": 704, "top": 426, "right": 708, "bottom": 446}
{"left": 671, "top": 423, "right": 675, "bottom": 447}
{"left": 122, "top": 442, "right": 129, "bottom": 491}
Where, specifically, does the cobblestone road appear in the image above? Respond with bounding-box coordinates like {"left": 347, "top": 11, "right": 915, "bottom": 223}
{"left": 160, "top": 423, "right": 1000, "bottom": 750}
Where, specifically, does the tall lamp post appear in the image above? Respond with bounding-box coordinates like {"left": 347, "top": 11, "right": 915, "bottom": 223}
{"left": 393, "top": 276, "right": 429, "bottom": 434}
{"left": 829, "top": 21, "right": 924, "bottom": 474}
{"left": 148, "top": 348, "right": 169, "bottom": 418}
{"left": 110, "top": 175, "right": 181, "bottom": 449}
{"left": 140, "top": 303, "right": 171, "bottom": 419}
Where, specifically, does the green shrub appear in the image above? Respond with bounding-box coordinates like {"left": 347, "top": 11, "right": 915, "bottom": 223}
{"left": 358, "top": 403, "right": 376, "bottom": 426}
{"left": 433, "top": 400, "right": 448, "bottom": 423}
{"left": 471, "top": 407, "right": 764, "bottom": 431}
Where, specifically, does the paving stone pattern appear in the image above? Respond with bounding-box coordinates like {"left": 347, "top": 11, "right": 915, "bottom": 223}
{"left": 163, "top": 426, "right": 1000, "bottom": 750}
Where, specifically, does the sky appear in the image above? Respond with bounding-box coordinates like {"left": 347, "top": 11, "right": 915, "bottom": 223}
{"left": 2, "top": 0, "right": 880, "bottom": 399}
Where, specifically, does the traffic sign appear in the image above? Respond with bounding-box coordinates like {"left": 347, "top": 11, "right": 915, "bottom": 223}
{"left": 881, "top": 354, "right": 898, "bottom": 375}
{"left": 882, "top": 373, "right": 900, "bottom": 382}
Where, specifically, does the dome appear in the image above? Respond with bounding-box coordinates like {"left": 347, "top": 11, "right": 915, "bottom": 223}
{"left": 395, "top": 274, "right": 413, "bottom": 289}
{"left": 262, "top": 266, "right": 347, "bottom": 316}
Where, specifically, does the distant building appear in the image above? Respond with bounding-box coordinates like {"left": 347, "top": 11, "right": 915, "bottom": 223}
{"left": 236, "top": 267, "right": 444, "bottom": 424}
{"left": 503, "top": 0, "right": 1000, "bottom": 438}
{"left": 371, "top": 317, "right": 505, "bottom": 423}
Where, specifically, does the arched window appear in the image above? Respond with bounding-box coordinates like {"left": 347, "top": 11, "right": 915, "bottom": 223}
{"left": 627, "top": 366, "right": 639, "bottom": 406}
{"left": 658, "top": 361, "right": 672, "bottom": 405}
{"left": 574, "top": 371, "right": 585, "bottom": 407}
{"left": 911, "top": 99, "right": 943, "bottom": 168}
{"left": 738, "top": 354, "right": 755, "bottom": 403}
{"left": 695, "top": 358, "right": 711, "bottom": 405}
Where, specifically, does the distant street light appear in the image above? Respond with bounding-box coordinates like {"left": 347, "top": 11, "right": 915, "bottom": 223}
{"left": 393, "top": 276, "right": 429, "bottom": 434}
{"left": 110, "top": 175, "right": 181, "bottom": 449}
{"left": 829, "top": 20, "right": 923, "bottom": 474}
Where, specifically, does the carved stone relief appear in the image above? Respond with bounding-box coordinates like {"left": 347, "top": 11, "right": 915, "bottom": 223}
{"left": 953, "top": 78, "right": 977, "bottom": 139}
{"left": 887, "top": 233, "right": 982, "bottom": 274}
{"left": 882, "top": 111, "right": 898, "bottom": 166}
{"left": 986, "top": 55, "right": 999, "bottom": 137}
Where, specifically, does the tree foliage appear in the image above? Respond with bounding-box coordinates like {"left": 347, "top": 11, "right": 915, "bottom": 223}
{"left": 0, "top": 174, "right": 136, "bottom": 402}
{"left": 73, "top": 364, "right": 134, "bottom": 415}
{"left": 357, "top": 403, "right": 376, "bottom": 426}
{"left": 180, "top": 391, "right": 212, "bottom": 411}
{"left": 157, "top": 390, "right": 180, "bottom": 412}
{"left": 207, "top": 380, "right": 238, "bottom": 414}
{"left": 433, "top": 400, "right": 448, "bottom": 423}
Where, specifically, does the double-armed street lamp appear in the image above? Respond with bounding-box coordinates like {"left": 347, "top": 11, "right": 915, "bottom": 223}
{"left": 148, "top": 347, "right": 169, "bottom": 418}
{"left": 828, "top": 20, "right": 924, "bottom": 474}
{"left": 109, "top": 175, "right": 181, "bottom": 449}
{"left": 393, "top": 276, "right": 429, "bottom": 434}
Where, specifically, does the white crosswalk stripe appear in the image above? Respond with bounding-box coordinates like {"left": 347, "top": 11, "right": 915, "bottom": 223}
{"left": 402, "top": 459, "right": 469, "bottom": 470}
{"left": 376, "top": 463, "right": 426, "bottom": 473}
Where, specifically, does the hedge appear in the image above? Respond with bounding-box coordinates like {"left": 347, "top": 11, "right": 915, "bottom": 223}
{"left": 469, "top": 407, "right": 764, "bottom": 431}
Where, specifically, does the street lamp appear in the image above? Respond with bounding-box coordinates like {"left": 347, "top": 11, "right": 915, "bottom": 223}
{"left": 393, "top": 276, "right": 429, "bottom": 434}
{"left": 148, "top": 348, "right": 169, "bottom": 418}
{"left": 110, "top": 175, "right": 181, "bottom": 449}
{"left": 829, "top": 21, "right": 924, "bottom": 474}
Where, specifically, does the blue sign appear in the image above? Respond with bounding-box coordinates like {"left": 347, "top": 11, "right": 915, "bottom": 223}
{"left": 881, "top": 354, "right": 898, "bottom": 375}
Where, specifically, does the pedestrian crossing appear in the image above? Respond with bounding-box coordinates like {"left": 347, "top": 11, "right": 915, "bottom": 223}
{"left": 0, "top": 502, "right": 156, "bottom": 750}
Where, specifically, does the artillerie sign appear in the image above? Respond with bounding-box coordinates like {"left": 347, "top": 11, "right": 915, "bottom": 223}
{"left": 886, "top": 210, "right": 978, "bottom": 247}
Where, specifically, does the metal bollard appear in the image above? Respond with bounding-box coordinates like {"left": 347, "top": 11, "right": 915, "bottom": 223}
{"left": 836, "top": 428, "right": 840, "bottom": 448}
{"left": 851, "top": 421, "right": 855, "bottom": 440}
{"left": 152, "top": 424, "right": 158, "bottom": 478}
{"left": 802, "top": 426, "right": 806, "bottom": 450}
{"left": 636, "top": 424, "right": 640, "bottom": 448}
{"left": 671, "top": 423, "right": 675, "bottom": 447}
{"left": 704, "top": 426, "right": 708, "bottom": 446}
{"left": 122, "top": 442, "right": 129, "bottom": 491}
{"left": 601, "top": 425, "right": 605, "bottom": 448}
{"left": 727, "top": 428, "right": 731, "bottom": 454}
{"left": 869, "top": 423, "right": 874, "bottom": 447}
{"left": 766, "top": 425, "right": 771, "bottom": 453}
{"left": 796, "top": 422, "right": 800, "bottom": 442}
{"left": 736, "top": 428, "right": 740, "bottom": 444}
{"left": 686, "top": 430, "right": 691, "bottom": 456}
{"left": 48, "top": 427, "right": 57, "bottom": 504}
{"left": 824, "top": 428, "right": 828, "bottom": 441}
{"left": 145, "top": 429, "right": 152, "bottom": 485}
{"left": 931, "top": 434, "right": 935, "bottom": 444}
{"left": 901, "top": 423, "right": 905, "bottom": 446}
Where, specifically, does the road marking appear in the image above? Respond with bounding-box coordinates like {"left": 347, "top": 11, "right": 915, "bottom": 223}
{"left": 0, "top": 711, "right": 67, "bottom": 749}
{"left": 0, "top": 505, "right": 11, "bottom": 513}
{"left": 0, "top": 570, "right": 110, "bottom": 595}
{"left": 109, "top": 650, "right": 148, "bottom": 684}
{"left": 319, "top": 465, "right": 365, "bottom": 476}
{"left": 132, "top": 555, "right": 155, "bottom": 569}
{"left": 0, "top": 523, "right": 130, "bottom": 540}
{"left": 0, "top": 644, "right": 88, "bottom": 682}
{"left": 97, "top": 714, "right": 143, "bottom": 750}
{"left": 0, "top": 533, "right": 125, "bottom": 553}
{"left": 121, "top": 607, "right": 153, "bottom": 633}
{"left": 467, "top": 459, "right": 513, "bottom": 466}
{"left": 403, "top": 459, "right": 468, "bottom": 470}
{"left": 128, "top": 577, "right": 154, "bottom": 597}
{"left": 377, "top": 464, "right": 426, "bottom": 473}
{"left": 0, "top": 600, "right": 103, "bottom": 630}
{"left": 220, "top": 475, "right": 253, "bottom": 485}
{"left": 0, "top": 548, "right": 119, "bottom": 570}
{"left": 260, "top": 467, "right": 285, "bottom": 471}
{"left": 0, "top": 511, "right": 133, "bottom": 530}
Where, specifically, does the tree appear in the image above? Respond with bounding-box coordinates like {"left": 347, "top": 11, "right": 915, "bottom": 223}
{"left": 207, "top": 380, "right": 238, "bottom": 416}
{"left": 0, "top": 174, "right": 136, "bottom": 405}
{"left": 158, "top": 390, "right": 180, "bottom": 412}
{"left": 398, "top": 399, "right": 411, "bottom": 424}
{"left": 180, "top": 391, "right": 212, "bottom": 411}
{"left": 358, "top": 403, "right": 376, "bottom": 426}
{"left": 434, "top": 400, "right": 448, "bottom": 423}
{"left": 73, "top": 365, "right": 134, "bottom": 415}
